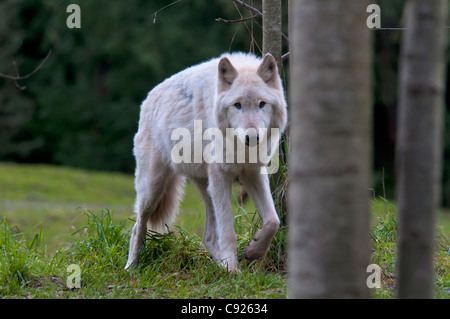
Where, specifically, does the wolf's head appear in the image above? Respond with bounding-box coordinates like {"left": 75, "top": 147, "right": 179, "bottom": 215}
{"left": 215, "top": 53, "right": 287, "bottom": 147}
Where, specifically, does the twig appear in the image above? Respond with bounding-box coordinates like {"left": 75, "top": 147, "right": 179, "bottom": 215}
{"left": 227, "top": 0, "right": 290, "bottom": 46}
{"left": 215, "top": 15, "right": 259, "bottom": 23}
{"left": 232, "top": 0, "right": 262, "bottom": 17}
{"left": 0, "top": 49, "right": 52, "bottom": 90}
{"left": 152, "top": 0, "right": 184, "bottom": 23}
{"left": 12, "top": 61, "right": 26, "bottom": 90}
{"left": 217, "top": 0, "right": 290, "bottom": 60}
{"left": 232, "top": 0, "right": 262, "bottom": 55}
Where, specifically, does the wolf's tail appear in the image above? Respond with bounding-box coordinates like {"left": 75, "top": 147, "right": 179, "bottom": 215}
{"left": 145, "top": 174, "right": 186, "bottom": 233}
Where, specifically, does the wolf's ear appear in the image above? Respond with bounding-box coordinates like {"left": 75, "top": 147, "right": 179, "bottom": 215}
{"left": 257, "top": 53, "right": 280, "bottom": 89}
{"left": 218, "top": 57, "right": 238, "bottom": 91}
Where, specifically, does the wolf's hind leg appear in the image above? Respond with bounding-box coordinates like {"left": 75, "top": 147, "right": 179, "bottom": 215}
{"left": 146, "top": 174, "right": 185, "bottom": 232}
{"left": 192, "top": 177, "right": 220, "bottom": 261}
{"left": 125, "top": 145, "right": 180, "bottom": 269}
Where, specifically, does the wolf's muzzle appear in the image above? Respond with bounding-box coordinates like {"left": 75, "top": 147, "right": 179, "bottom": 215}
{"left": 245, "top": 134, "right": 259, "bottom": 147}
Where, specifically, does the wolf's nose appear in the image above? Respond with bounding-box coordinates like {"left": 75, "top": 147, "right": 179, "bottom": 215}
{"left": 245, "top": 134, "right": 259, "bottom": 146}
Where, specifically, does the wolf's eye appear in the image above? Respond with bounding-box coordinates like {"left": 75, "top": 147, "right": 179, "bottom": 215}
{"left": 234, "top": 102, "right": 242, "bottom": 110}
{"left": 259, "top": 101, "right": 266, "bottom": 108}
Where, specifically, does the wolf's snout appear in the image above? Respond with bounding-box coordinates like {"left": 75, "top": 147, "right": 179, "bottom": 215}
{"left": 245, "top": 133, "right": 259, "bottom": 147}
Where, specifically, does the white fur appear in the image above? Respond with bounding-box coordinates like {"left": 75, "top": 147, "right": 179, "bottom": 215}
{"left": 125, "top": 52, "right": 287, "bottom": 272}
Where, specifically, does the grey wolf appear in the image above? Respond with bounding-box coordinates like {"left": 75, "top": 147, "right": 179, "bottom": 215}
{"left": 125, "top": 52, "right": 287, "bottom": 272}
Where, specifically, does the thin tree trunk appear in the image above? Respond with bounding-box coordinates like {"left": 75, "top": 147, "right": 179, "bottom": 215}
{"left": 288, "top": 0, "right": 372, "bottom": 298}
{"left": 262, "top": 0, "right": 282, "bottom": 71}
{"left": 262, "top": 0, "right": 287, "bottom": 222}
{"left": 396, "top": 0, "right": 448, "bottom": 299}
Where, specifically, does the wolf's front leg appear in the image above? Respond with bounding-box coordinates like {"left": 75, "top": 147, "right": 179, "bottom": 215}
{"left": 207, "top": 166, "right": 238, "bottom": 272}
{"left": 239, "top": 169, "right": 280, "bottom": 261}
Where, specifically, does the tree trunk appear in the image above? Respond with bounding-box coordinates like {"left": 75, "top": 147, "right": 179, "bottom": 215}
{"left": 288, "top": 0, "right": 372, "bottom": 298}
{"left": 396, "top": 0, "right": 448, "bottom": 299}
{"left": 262, "top": 0, "right": 282, "bottom": 71}
{"left": 262, "top": 0, "right": 287, "bottom": 222}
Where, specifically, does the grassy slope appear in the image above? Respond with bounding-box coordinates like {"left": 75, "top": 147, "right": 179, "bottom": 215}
{"left": 0, "top": 163, "right": 255, "bottom": 252}
{"left": 0, "top": 163, "right": 135, "bottom": 252}
{"left": 0, "top": 163, "right": 448, "bottom": 298}
{"left": 0, "top": 163, "right": 276, "bottom": 299}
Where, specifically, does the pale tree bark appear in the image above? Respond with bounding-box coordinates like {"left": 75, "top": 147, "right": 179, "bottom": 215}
{"left": 262, "top": 0, "right": 287, "bottom": 220}
{"left": 288, "top": 0, "right": 372, "bottom": 298}
{"left": 396, "top": 0, "right": 448, "bottom": 299}
{"left": 262, "top": 0, "right": 282, "bottom": 71}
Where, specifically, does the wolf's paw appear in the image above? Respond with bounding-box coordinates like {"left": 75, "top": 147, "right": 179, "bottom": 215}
{"left": 124, "top": 260, "right": 134, "bottom": 270}
{"left": 244, "top": 237, "right": 269, "bottom": 261}
{"left": 218, "top": 258, "right": 240, "bottom": 273}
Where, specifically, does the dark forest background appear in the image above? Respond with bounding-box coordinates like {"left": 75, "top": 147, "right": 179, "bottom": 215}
{"left": 1, "top": 0, "right": 449, "bottom": 204}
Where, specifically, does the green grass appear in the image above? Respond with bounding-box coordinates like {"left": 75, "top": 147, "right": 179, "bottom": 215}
{"left": 0, "top": 207, "right": 286, "bottom": 298}
{"left": 0, "top": 162, "right": 255, "bottom": 252}
{"left": 0, "top": 163, "right": 283, "bottom": 298}
{"left": 369, "top": 197, "right": 450, "bottom": 298}
{"left": 0, "top": 162, "right": 136, "bottom": 252}
{"left": 0, "top": 163, "right": 449, "bottom": 298}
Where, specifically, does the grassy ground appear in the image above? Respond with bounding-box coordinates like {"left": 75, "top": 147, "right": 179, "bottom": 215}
{"left": 369, "top": 199, "right": 450, "bottom": 298}
{"left": 0, "top": 163, "right": 449, "bottom": 298}
{"left": 0, "top": 163, "right": 255, "bottom": 252}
